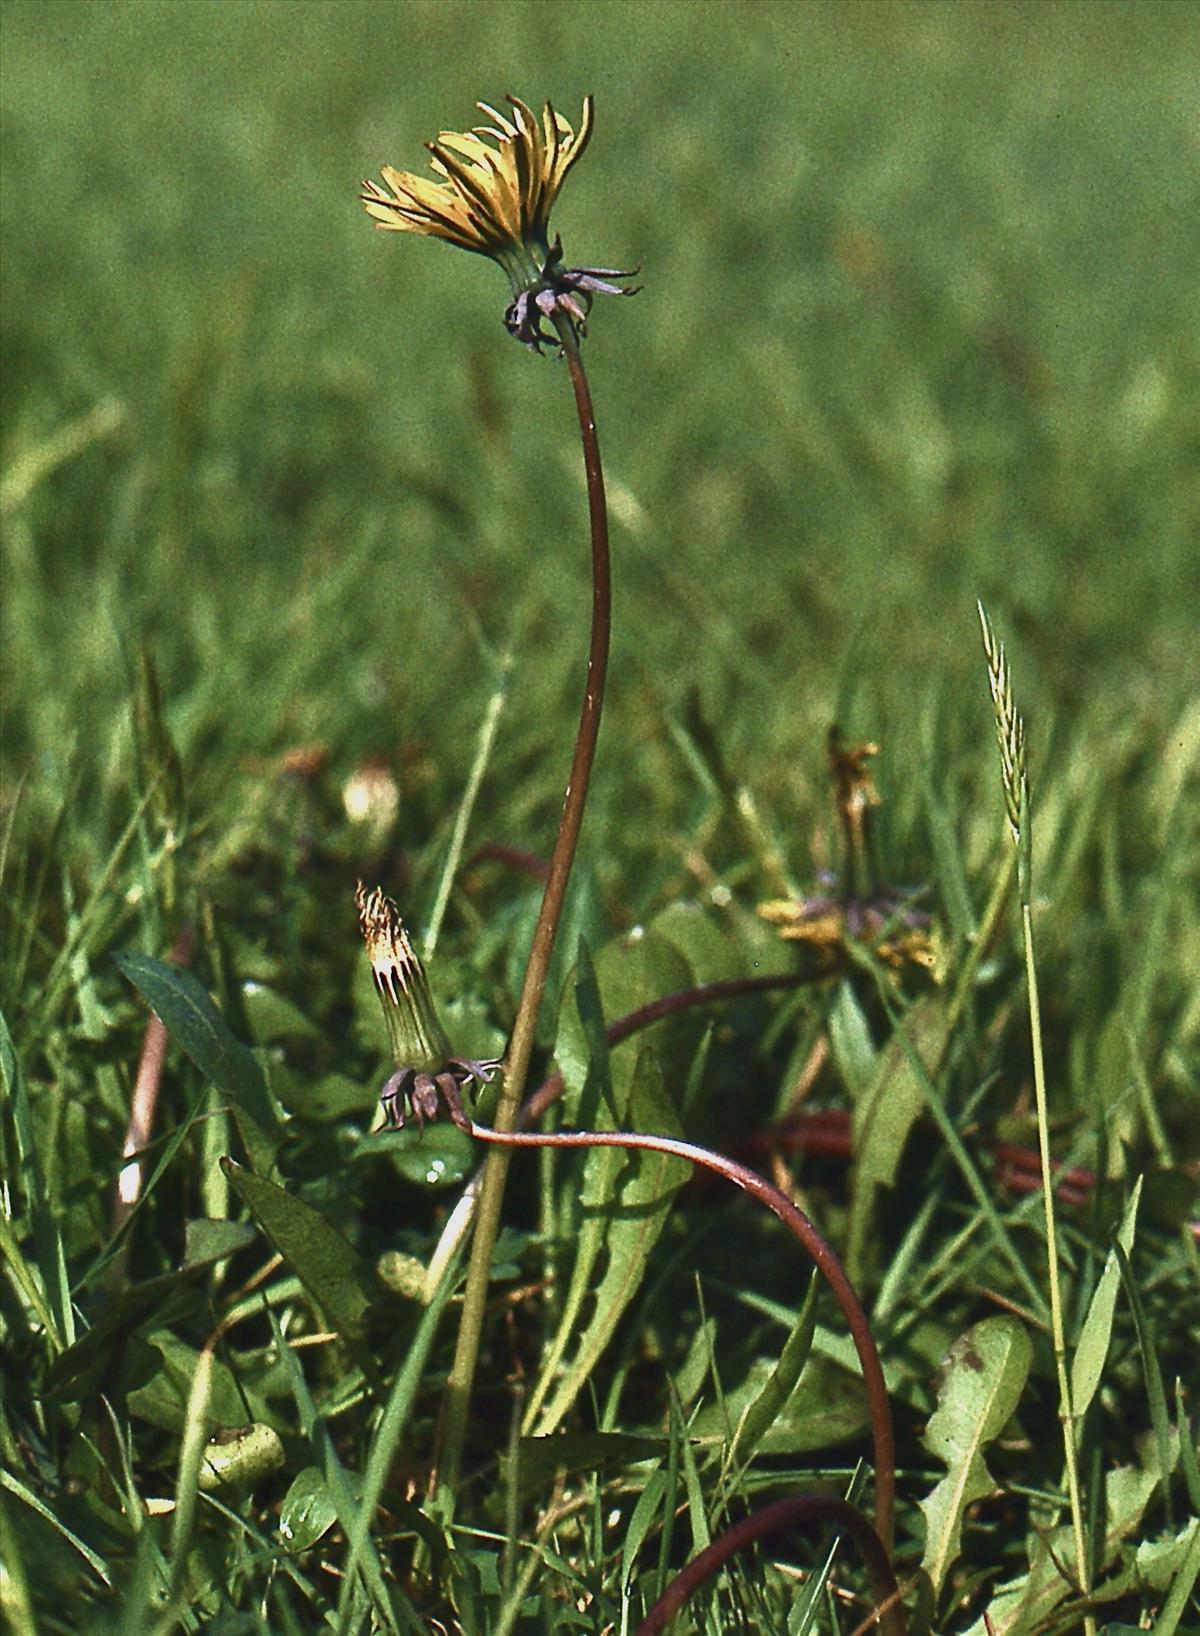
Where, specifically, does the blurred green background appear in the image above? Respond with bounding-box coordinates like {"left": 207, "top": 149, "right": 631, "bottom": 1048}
{"left": 3, "top": 0, "right": 1197, "bottom": 865}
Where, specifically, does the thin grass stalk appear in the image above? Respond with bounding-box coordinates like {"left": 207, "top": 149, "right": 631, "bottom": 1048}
{"left": 980, "top": 603, "right": 1090, "bottom": 1622}
{"left": 468, "top": 1121, "right": 896, "bottom": 1552}
{"left": 423, "top": 648, "right": 512, "bottom": 959}
{"left": 1023, "top": 896, "right": 1091, "bottom": 1618}
{"left": 628, "top": 1495, "right": 905, "bottom": 1636}
{"left": 440, "top": 312, "right": 611, "bottom": 1498}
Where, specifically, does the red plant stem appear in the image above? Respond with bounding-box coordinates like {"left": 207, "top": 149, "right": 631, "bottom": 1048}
{"left": 632, "top": 1495, "right": 906, "bottom": 1636}
{"left": 111, "top": 926, "right": 193, "bottom": 1238}
{"left": 519, "top": 970, "right": 820, "bottom": 1128}
{"left": 469, "top": 1121, "right": 896, "bottom": 1552}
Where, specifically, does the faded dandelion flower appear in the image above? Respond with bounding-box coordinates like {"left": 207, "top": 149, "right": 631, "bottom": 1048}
{"left": 758, "top": 726, "right": 938, "bottom": 978}
{"left": 355, "top": 881, "right": 500, "bottom": 1130}
{"left": 361, "top": 94, "right": 638, "bottom": 352}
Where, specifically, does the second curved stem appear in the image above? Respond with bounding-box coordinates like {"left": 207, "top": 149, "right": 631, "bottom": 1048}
{"left": 469, "top": 1121, "right": 896, "bottom": 1552}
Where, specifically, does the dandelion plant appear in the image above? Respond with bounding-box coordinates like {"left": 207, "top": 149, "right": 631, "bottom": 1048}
{"left": 362, "top": 92, "right": 636, "bottom": 1503}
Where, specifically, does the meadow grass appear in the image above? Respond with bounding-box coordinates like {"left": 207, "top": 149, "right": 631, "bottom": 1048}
{"left": 2, "top": 2, "right": 1198, "bottom": 1631}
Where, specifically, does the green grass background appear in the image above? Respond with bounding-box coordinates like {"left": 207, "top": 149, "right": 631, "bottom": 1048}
{"left": 5, "top": 0, "right": 1197, "bottom": 830}
{"left": 2, "top": 2, "right": 1198, "bottom": 1629}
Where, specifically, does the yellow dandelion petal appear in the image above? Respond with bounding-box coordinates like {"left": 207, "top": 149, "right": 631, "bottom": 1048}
{"left": 361, "top": 92, "right": 594, "bottom": 267}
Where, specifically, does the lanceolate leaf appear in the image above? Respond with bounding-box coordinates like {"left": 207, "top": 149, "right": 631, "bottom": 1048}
{"left": 726, "top": 1270, "right": 819, "bottom": 1471}
{"left": 116, "top": 950, "right": 279, "bottom": 1172}
{"left": 221, "top": 1159, "right": 378, "bottom": 1385}
{"left": 1071, "top": 1175, "right": 1142, "bottom": 1422}
{"left": 848, "top": 993, "right": 947, "bottom": 1281}
{"left": 919, "top": 1314, "right": 1032, "bottom": 1593}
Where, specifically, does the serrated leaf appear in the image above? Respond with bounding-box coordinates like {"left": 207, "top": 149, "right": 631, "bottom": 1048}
{"left": 919, "top": 1314, "right": 1032, "bottom": 1593}
{"left": 1071, "top": 1175, "right": 1142, "bottom": 1421}
{"left": 221, "top": 1159, "right": 378, "bottom": 1384}
{"left": 115, "top": 951, "right": 279, "bottom": 1171}
{"left": 530, "top": 1048, "right": 689, "bottom": 1435}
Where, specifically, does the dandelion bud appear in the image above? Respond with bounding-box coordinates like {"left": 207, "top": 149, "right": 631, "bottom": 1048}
{"left": 355, "top": 882, "right": 501, "bottom": 1131}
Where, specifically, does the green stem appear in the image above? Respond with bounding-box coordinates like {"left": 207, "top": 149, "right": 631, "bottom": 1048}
{"left": 438, "top": 315, "right": 611, "bottom": 1500}
{"left": 1022, "top": 899, "right": 1091, "bottom": 1619}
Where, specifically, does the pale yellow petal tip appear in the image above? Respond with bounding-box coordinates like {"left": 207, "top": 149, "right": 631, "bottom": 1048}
{"left": 355, "top": 880, "right": 420, "bottom": 1004}
{"left": 359, "top": 93, "right": 595, "bottom": 263}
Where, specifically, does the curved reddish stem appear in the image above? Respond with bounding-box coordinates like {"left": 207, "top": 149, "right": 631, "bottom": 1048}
{"left": 519, "top": 969, "right": 818, "bottom": 1128}
{"left": 633, "top": 1495, "right": 906, "bottom": 1636}
{"left": 469, "top": 1121, "right": 896, "bottom": 1551}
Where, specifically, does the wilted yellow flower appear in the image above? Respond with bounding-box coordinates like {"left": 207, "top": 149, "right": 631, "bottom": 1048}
{"left": 363, "top": 95, "right": 592, "bottom": 263}
{"left": 361, "top": 94, "right": 637, "bottom": 351}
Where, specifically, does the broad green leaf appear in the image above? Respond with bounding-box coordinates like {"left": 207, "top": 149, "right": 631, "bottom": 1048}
{"left": 554, "top": 931, "right": 694, "bottom": 1125}
{"left": 553, "top": 939, "right": 614, "bottom": 1128}
{"left": 183, "top": 1218, "right": 257, "bottom": 1267}
{"left": 529, "top": 1048, "right": 689, "bottom": 1435}
{"left": 848, "top": 994, "right": 948, "bottom": 1281}
{"left": 1141, "top": 1518, "right": 1199, "bottom": 1630}
{"left": 1105, "top": 1460, "right": 1158, "bottom": 1544}
{"left": 126, "top": 1328, "right": 277, "bottom": 1435}
{"left": 358, "top": 1121, "right": 476, "bottom": 1188}
{"left": 115, "top": 950, "right": 279, "bottom": 1171}
{"left": 1135, "top": 1516, "right": 1198, "bottom": 1593}
{"left": 239, "top": 980, "right": 323, "bottom": 1042}
{"left": 1071, "top": 1175, "right": 1142, "bottom": 1421}
{"left": 279, "top": 1467, "right": 339, "bottom": 1553}
{"left": 648, "top": 899, "right": 741, "bottom": 983}
{"left": 221, "top": 1159, "right": 378, "bottom": 1384}
{"left": 919, "top": 1314, "right": 1032, "bottom": 1593}
{"left": 691, "top": 1352, "right": 869, "bottom": 1455}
